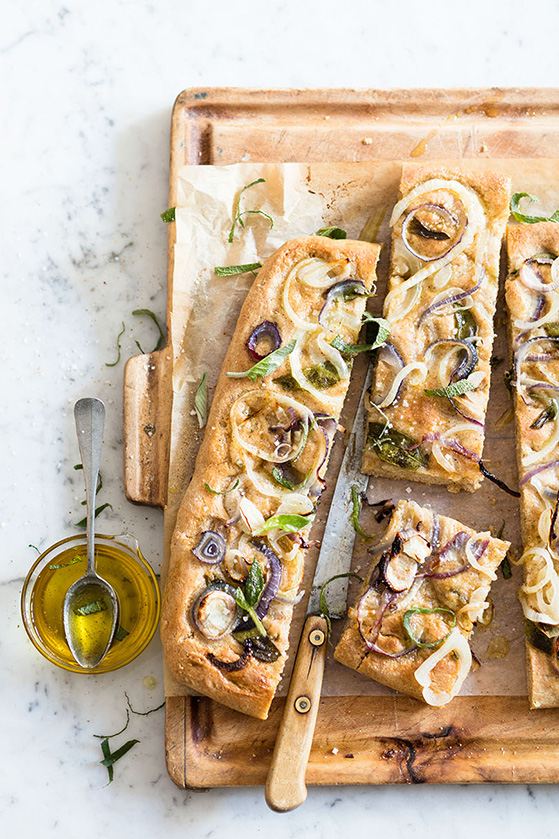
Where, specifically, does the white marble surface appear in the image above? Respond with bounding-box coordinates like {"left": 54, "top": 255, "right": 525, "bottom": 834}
{"left": 4, "top": 0, "right": 559, "bottom": 836}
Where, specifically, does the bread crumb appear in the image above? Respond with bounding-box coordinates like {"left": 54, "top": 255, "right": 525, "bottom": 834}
{"left": 362, "top": 138, "right": 373, "bottom": 145}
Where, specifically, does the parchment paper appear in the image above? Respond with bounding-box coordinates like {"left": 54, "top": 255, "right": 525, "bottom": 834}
{"left": 164, "top": 159, "right": 559, "bottom": 700}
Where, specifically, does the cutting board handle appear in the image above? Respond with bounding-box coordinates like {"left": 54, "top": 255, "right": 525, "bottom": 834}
{"left": 123, "top": 349, "right": 172, "bottom": 508}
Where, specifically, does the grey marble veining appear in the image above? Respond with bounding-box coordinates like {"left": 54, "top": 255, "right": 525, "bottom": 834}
{"left": 4, "top": 0, "right": 559, "bottom": 835}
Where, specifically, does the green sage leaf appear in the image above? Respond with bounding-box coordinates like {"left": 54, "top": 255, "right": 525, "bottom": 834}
{"left": 132, "top": 309, "right": 165, "bottom": 353}
{"left": 510, "top": 192, "right": 559, "bottom": 224}
{"left": 424, "top": 380, "right": 477, "bottom": 398}
{"left": 214, "top": 262, "right": 262, "bottom": 276}
{"left": 194, "top": 372, "right": 207, "bottom": 429}
{"left": 227, "top": 339, "right": 296, "bottom": 381}
{"left": 316, "top": 227, "right": 347, "bottom": 239}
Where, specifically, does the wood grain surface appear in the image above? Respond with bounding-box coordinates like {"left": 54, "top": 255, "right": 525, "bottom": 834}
{"left": 122, "top": 87, "right": 559, "bottom": 788}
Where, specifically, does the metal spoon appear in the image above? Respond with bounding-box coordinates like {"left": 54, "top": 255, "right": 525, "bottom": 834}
{"left": 63, "top": 398, "right": 118, "bottom": 668}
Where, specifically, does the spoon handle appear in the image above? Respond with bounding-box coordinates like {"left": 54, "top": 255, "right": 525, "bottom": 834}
{"left": 74, "top": 398, "right": 106, "bottom": 575}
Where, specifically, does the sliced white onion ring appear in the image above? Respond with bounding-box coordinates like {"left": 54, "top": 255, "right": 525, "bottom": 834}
{"left": 413, "top": 628, "right": 472, "bottom": 707}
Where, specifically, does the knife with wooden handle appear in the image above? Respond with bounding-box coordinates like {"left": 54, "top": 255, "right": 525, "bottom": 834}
{"left": 265, "top": 361, "right": 373, "bottom": 812}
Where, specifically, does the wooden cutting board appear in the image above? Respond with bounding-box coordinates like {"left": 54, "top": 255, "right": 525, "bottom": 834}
{"left": 123, "top": 87, "right": 559, "bottom": 789}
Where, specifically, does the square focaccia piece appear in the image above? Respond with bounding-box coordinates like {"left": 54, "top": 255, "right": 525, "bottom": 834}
{"left": 335, "top": 500, "right": 509, "bottom": 706}
{"left": 161, "top": 236, "right": 380, "bottom": 719}
{"left": 363, "top": 164, "right": 511, "bottom": 491}
{"left": 506, "top": 223, "right": 559, "bottom": 708}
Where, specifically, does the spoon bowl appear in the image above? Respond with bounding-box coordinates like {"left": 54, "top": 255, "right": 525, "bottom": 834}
{"left": 62, "top": 398, "right": 119, "bottom": 668}
{"left": 63, "top": 570, "right": 119, "bottom": 668}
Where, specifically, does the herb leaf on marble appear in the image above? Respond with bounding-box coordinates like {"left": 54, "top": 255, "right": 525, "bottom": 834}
{"left": 132, "top": 309, "right": 165, "bottom": 353}
{"left": 105, "top": 321, "right": 126, "bottom": 367}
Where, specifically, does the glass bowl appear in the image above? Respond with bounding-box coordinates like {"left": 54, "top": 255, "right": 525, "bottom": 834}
{"left": 21, "top": 533, "right": 160, "bottom": 674}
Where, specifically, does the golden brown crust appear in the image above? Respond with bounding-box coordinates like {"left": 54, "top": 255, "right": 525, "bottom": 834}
{"left": 334, "top": 500, "right": 509, "bottom": 705}
{"left": 506, "top": 222, "right": 559, "bottom": 708}
{"left": 161, "top": 236, "right": 380, "bottom": 719}
{"left": 363, "top": 164, "right": 511, "bottom": 491}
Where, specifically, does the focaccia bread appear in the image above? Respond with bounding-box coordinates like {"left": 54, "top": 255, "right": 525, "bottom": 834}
{"left": 161, "top": 235, "right": 380, "bottom": 719}
{"left": 363, "top": 164, "right": 511, "bottom": 491}
{"left": 506, "top": 223, "right": 559, "bottom": 708}
{"left": 335, "top": 500, "right": 509, "bottom": 706}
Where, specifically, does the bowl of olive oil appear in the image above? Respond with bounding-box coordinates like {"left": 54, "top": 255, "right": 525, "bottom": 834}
{"left": 21, "top": 534, "right": 160, "bottom": 673}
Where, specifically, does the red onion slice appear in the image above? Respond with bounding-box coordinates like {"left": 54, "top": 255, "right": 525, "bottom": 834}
{"left": 421, "top": 531, "right": 469, "bottom": 580}
{"left": 414, "top": 434, "right": 519, "bottom": 496}
{"left": 356, "top": 587, "right": 416, "bottom": 658}
{"left": 318, "top": 279, "right": 368, "bottom": 327}
{"left": 252, "top": 540, "right": 282, "bottom": 618}
{"left": 370, "top": 342, "right": 405, "bottom": 408}
{"left": 247, "top": 321, "right": 282, "bottom": 360}
{"left": 425, "top": 338, "right": 478, "bottom": 382}
{"left": 418, "top": 267, "right": 485, "bottom": 327}
{"left": 192, "top": 530, "right": 227, "bottom": 564}
{"left": 520, "top": 458, "right": 559, "bottom": 487}
{"left": 401, "top": 203, "right": 465, "bottom": 263}
{"left": 208, "top": 639, "right": 253, "bottom": 671}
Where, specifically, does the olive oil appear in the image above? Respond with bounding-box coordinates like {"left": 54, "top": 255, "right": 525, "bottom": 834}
{"left": 66, "top": 582, "right": 116, "bottom": 667}
{"left": 28, "top": 540, "right": 159, "bottom": 672}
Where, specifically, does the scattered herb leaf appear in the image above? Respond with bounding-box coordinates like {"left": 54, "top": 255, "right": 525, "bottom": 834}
{"left": 254, "top": 513, "right": 312, "bottom": 535}
{"left": 124, "top": 692, "right": 165, "bottom": 716}
{"left": 316, "top": 227, "right": 347, "bottom": 239}
{"left": 425, "top": 380, "right": 477, "bottom": 398}
{"left": 73, "top": 599, "right": 108, "bottom": 616}
{"left": 403, "top": 607, "right": 456, "bottom": 648}
{"left": 545, "top": 322, "right": 559, "bottom": 338}
{"left": 194, "top": 372, "right": 207, "bottom": 429}
{"left": 100, "top": 738, "right": 114, "bottom": 784}
{"left": 366, "top": 422, "right": 428, "bottom": 470}
{"left": 160, "top": 207, "right": 176, "bottom": 223}
{"left": 29, "top": 544, "right": 40, "bottom": 554}
{"left": 531, "top": 398, "right": 558, "bottom": 430}
{"left": 49, "top": 555, "right": 84, "bottom": 570}
{"left": 500, "top": 556, "right": 512, "bottom": 580}
{"left": 319, "top": 571, "right": 363, "bottom": 635}
{"left": 105, "top": 322, "right": 126, "bottom": 367}
{"left": 132, "top": 309, "right": 165, "bottom": 353}
{"left": 228, "top": 179, "right": 272, "bottom": 242}
{"left": 510, "top": 192, "right": 559, "bottom": 224}
{"left": 214, "top": 262, "right": 262, "bottom": 277}
{"left": 100, "top": 738, "right": 140, "bottom": 784}
{"left": 204, "top": 478, "right": 240, "bottom": 495}
{"left": 250, "top": 636, "right": 281, "bottom": 662}
{"left": 93, "top": 709, "right": 131, "bottom": 740}
{"left": 75, "top": 503, "right": 113, "bottom": 529}
{"left": 350, "top": 485, "right": 372, "bottom": 540}
{"left": 114, "top": 624, "right": 130, "bottom": 642}
{"left": 235, "top": 588, "right": 266, "bottom": 636}
{"left": 227, "top": 339, "right": 296, "bottom": 381}
{"left": 244, "top": 558, "right": 265, "bottom": 608}
{"left": 331, "top": 319, "right": 389, "bottom": 354}
{"left": 81, "top": 472, "right": 103, "bottom": 504}
{"left": 271, "top": 467, "right": 295, "bottom": 490}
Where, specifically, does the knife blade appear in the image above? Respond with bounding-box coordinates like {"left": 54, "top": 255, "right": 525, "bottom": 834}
{"left": 306, "top": 359, "right": 373, "bottom": 618}
{"left": 265, "top": 359, "right": 373, "bottom": 813}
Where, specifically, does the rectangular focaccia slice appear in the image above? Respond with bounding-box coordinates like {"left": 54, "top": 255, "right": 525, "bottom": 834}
{"left": 506, "top": 223, "right": 559, "bottom": 708}
{"left": 161, "top": 236, "right": 380, "bottom": 719}
{"left": 362, "top": 164, "right": 511, "bottom": 491}
{"left": 334, "top": 500, "right": 509, "bottom": 705}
